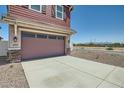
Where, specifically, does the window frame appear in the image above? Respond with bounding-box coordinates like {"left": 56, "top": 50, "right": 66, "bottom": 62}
{"left": 29, "top": 5, "right": 42, "bottom": 13}
{"left": 55, "top": 5, "right": 64, "bottom": 20}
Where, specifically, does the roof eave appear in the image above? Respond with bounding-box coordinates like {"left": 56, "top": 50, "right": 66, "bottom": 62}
{"left": 70, "top": 28, "right": 77, "bottom": 35}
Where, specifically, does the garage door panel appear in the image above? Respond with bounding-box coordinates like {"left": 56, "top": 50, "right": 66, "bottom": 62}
{"left": 22, "top": 37, "right": 65, "bottom": 60}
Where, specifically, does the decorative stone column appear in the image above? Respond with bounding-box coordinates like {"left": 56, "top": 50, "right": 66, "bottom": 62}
{"left": 7, "top": 50, "right": 21, "bottom": 62}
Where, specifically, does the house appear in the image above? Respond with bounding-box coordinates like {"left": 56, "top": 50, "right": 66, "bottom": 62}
{"left": 0, "top": 36, "right": 3, "bottom": 41}
{"left": 2, "top": 5, "right": 74, "bottom": 62}
{"left": 0, "top": 27, "right": 3, "bottom": 41}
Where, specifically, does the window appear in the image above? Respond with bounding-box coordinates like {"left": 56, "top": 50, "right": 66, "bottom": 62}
{"left": 48, "top": 35, "right": 57, "bottom": 39}
{"left": 58, "top": 36, "right": 64, "bottom": 40}
{"left": 55, "top": 5, "right": 64, "bottom": 20}
{"left": 22, "top": 32, "right": 35, "bottom": 38}
{"left": 37, "top": 34, "right": 47, "bottom": 39}
{"left": 29, "top": 5, "right": 42, "bottom": 12}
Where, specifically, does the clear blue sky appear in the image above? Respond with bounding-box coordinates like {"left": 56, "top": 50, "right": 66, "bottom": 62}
{"left": 0, "top": 5, "right": 8, "bottom": 41}
{"left": 0, "top": 5, "right": 124, "bottom": 43}
{"left": 71, "top": 5, "right": 124, "bottom": 43}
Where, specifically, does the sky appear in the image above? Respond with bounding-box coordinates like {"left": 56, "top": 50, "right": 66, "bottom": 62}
{"left": 0, "top": 5, "right": 124, "bottom": 43}
{"left": 71, "top": 5, "right": 124, "bottom": 43}
{"left": 0, "top": 5, "right": 8, "bottom": 41}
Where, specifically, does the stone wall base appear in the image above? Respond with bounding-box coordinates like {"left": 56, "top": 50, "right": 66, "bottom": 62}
{"left": 7, "top": 50, "right": 21, "bottom": 63}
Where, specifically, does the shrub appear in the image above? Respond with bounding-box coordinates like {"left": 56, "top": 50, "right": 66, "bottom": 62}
{"left": 106, "top": 47, "right": 113, "bottom": 50}
{"left": 10, "top": 65, "right": 14, "bottom": 68}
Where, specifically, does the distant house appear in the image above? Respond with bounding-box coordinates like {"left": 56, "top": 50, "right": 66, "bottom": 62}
{"left": 2, "top": 5, "right": 74, "bottom": 61}
{"left": 0, "top": 36, "right": 3, "bottom": 41}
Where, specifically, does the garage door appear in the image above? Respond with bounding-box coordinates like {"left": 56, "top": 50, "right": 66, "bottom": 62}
{"left": 21, "top": 32, "right": 65, "bottom": 60}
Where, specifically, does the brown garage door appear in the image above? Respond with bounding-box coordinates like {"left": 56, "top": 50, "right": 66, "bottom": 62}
{"left": 21, "top": 32, "right": 65, "bottom": 60}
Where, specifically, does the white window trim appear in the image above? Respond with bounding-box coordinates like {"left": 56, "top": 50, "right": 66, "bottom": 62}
{"left": 29, "top": 5, "right": 42, "bottom": 13}
{"left": 55, "top": 5, "right": 64, "bottom": 20}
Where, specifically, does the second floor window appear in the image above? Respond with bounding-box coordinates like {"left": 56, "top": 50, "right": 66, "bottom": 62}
{"left": 29, "top": 5, "right": 42, "bottom": 12}
{"left": 55, "top": 5, "right": 64, "bottom": 20}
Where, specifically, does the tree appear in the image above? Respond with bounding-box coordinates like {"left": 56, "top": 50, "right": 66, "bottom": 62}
{"left": 112, "top": 43, "right": 121, "bottom": 47}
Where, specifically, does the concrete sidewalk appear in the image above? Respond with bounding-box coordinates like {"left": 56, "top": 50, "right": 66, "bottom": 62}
{"left": 21, "top": 56, "right": 124, "bottom": 88}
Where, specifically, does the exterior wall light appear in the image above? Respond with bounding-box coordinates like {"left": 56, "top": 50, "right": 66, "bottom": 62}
{"left": 13, "top": 36, "right": 18, "bottom": 42}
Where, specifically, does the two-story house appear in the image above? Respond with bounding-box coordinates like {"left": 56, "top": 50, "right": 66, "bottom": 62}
{"left": 2, "top": 5, "right": 74, "bottom": 62}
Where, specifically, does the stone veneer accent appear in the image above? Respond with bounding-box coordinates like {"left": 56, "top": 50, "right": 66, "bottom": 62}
{"left": 7, "top": 50, "right": 21, "bottom": 62}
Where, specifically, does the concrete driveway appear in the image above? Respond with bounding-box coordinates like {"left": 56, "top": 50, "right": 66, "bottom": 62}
{"left": 21, "top": 56, "right": 124, "bottom": 88}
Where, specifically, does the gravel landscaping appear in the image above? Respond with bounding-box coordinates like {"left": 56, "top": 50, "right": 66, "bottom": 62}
{"left": 71, "top": 48, "right": 124, "bottom": 68}
{"left": 0, "top": 56, "right": 29, "bottom": 88}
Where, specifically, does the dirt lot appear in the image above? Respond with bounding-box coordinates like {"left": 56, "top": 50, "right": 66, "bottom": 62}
{"left": 0, "top": 56, "right": 29, "bottom": 88}
{"left": 74, "top": 46, "right": 124, "bottom": 52}
{"left": 71, "top": 47, "right": 124, "bottom": 68}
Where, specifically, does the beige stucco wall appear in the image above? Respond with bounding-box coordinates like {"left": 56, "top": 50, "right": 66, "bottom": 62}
{"left": 65, "top": 35, "right": 70, "bottom": 54}
{"left": 9, "top": 25, "right": 21, "bottom": 50}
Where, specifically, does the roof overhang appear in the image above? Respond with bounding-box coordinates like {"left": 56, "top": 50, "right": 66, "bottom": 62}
{"left": 2, "top": 15, "right": 73, "bottom": 35}
{"left": 64, "top": 5, "right": 73, "bottom": 12}
{"left": 70, "top": 28, "right": 77, "bottom": 35}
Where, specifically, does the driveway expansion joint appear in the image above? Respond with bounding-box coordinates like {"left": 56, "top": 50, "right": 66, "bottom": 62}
{"left": 55, "top": 59, "right": 104, "bottom": 80}
{"left": 55, "top": 58, "right": 122, "bottom": 88}
{"left": 96, "top": 67, "right": 120, "bottom": 88}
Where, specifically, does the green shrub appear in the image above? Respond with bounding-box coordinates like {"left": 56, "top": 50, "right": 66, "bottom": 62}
{"left": 106, "top": 47, "right": 113, "bottom": 50}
